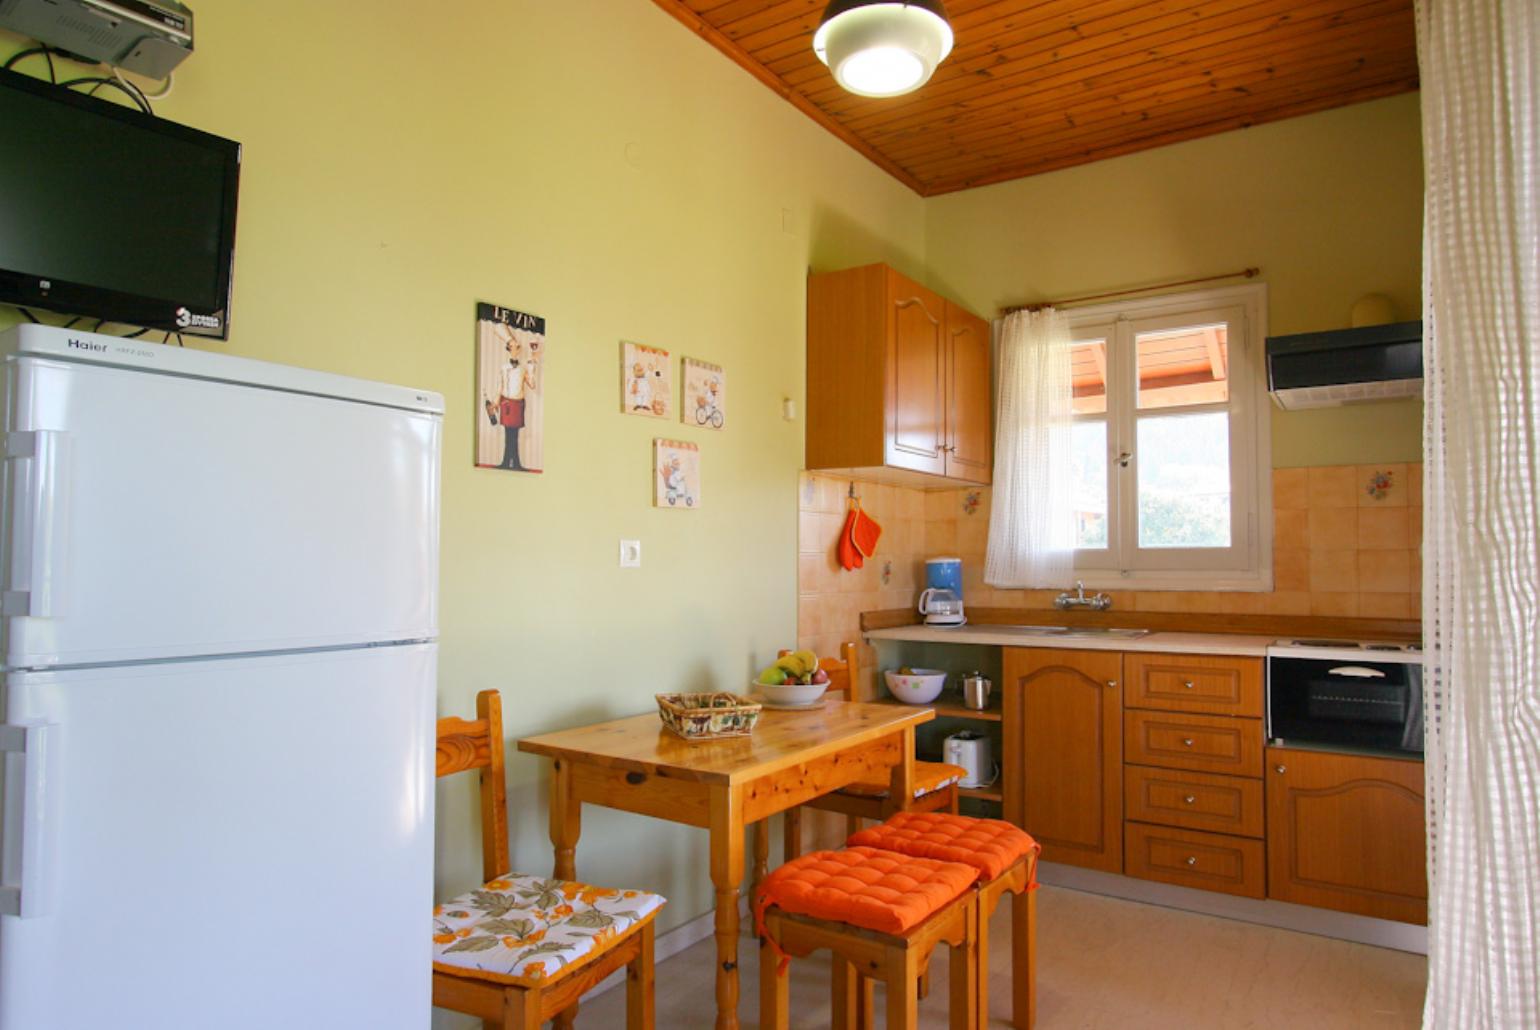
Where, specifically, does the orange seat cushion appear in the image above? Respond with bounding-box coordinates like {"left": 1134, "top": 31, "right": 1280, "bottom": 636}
{"left": 848, "top": 811, "right": 1041, "bottom": 883}
{"left": 754, "top": 846, "right": 977, "bottom": 937}
{"left": 838, "top": 760, "right": 968, "bottom": 800}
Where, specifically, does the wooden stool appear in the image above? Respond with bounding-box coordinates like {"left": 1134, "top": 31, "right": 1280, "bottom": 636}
{"left": 755, "top": 845, "right": 981, "bottom": 1030}
{"left": 849, "top": 811, "right": 1041, "bottom": 1028}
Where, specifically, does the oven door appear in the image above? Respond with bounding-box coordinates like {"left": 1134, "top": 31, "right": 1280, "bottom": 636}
{"left": 1267, "top": 657, "right": 1424, "bottom": 755}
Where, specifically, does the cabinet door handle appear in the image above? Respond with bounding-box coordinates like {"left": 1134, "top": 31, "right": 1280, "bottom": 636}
{"left": 1185, "top": 856, "right": 1197, "bottom": 866}
{"left": 1275, "top": 764, "right": 1287, "bottom": 774}
{"left": 1106, "top": 680, "right": 1118, "bottom": 689}
{"left": 1183, "top": 795, "right": 1196, "bottom": 804}
{"left": 1182, "top": 738, "right": 1195, "bottom": 747}
{"left": 1182, "top": 680, "right": 1195, "bottom": 689}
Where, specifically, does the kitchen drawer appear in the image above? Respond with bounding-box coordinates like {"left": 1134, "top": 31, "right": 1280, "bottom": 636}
{"left": 1124, "top": 764, "right": 1264, "bottom": 838}
{"left": 1124, "top": 710, "right": 1264, "bottom": 778}
{"left": 1125, "top": 822, "right": 1265, "bottom": 899}
{"left": 1123, "top": 653, "right": 1263, "bottom": 717}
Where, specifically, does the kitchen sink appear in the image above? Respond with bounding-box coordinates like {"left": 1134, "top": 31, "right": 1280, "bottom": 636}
{"left": 997, "top": 625, "right": 1151, "bottom": 639}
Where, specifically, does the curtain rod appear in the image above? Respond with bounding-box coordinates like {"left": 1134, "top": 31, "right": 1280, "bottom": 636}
{"left": 1000, "top": 267, "right": 1261, "bottom": 315}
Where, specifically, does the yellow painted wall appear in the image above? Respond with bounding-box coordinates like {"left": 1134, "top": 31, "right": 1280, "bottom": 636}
{"left": 0, "top": 1, "right": 926, "bottom": 1004}
{"left": 923, "top": 93, "right": 1426, "bottom": 467}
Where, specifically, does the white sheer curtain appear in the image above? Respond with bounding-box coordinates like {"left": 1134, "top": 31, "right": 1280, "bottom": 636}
{"left": 1418, "top": 1, "right": 1540, "bottom": 1026}
{"left": 985, "top": 308, "right": 1076, "bottom": 588}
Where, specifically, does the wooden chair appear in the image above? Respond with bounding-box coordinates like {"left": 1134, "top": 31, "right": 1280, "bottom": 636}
{"left": 433, "top": 690, "right": 662, "bottom": 1030}
{"left": 752, "top": 643, "right": 965, "bottom": 886}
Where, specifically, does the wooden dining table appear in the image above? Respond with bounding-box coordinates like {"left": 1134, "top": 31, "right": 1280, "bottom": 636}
{"left": 517, "top": 699, "right": 934, "bottom": 1030}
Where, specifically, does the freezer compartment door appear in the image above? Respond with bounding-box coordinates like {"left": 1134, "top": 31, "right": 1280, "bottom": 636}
{"left": 4, "top": 356, "right": 441, "bottom": 667}
{"left": 0, "top": 644, "right": 436, "bottom": 1030}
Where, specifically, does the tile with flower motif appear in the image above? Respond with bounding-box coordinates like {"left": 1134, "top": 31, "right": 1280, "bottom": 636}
{"left": 1357, "top": 464, "right": 1408, "bottom": 507}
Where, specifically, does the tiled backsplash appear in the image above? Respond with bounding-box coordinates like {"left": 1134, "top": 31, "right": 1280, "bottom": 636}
{"left": 798, "top": 464, "right": 1423, "bottom": 671}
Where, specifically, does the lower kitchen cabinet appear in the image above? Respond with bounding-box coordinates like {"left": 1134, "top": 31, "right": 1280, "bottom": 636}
{"left": 1124, "top": 822, "right": 1266, "bottom": 899}
{"left": 1265, "top": 747, "right": 1428, "bottom": 924}
{"left": 1003, "top": 647, "right": 1123, "bottom": 874}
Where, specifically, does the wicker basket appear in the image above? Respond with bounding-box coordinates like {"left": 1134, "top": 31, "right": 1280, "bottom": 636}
{"left": 656, "top": 692, "right": 762, "bottom": 741}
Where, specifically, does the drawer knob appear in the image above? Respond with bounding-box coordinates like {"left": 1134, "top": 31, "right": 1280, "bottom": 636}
{"left": 1185, "top": 856, "right": 1197, "bottom": 866}
{"left": 1182, "top": 680, "right": 1195, "bottom": 689}
{"left": 1184, "top": 795, "right": 1196, "bottom": 804}
{"left": 1275, "top": 764, "right": 1287, "bottom": 774}
{"left": 1182, "top": 738, "right": 1195, "bottom": 747}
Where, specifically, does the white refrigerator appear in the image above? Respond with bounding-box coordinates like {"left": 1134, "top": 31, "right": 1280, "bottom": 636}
{"left": 0, "top": 324, "right": 443, "bottom": 1028}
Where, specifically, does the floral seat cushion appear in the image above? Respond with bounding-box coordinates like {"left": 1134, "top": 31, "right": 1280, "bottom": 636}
{"left": 432, "top": 873, "right": 665, "bottom": 987}
{"left": 837, "top": 759, "right": 968, "bottom": 800}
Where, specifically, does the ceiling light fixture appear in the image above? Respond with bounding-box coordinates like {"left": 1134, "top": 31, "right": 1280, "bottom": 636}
{"left": 812, "top": 1, "right": 954, "bottom": 99}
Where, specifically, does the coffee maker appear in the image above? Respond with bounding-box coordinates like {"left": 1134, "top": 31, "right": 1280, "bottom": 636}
{"left": 918, "top": 557, "right": 965, "bottom": 626}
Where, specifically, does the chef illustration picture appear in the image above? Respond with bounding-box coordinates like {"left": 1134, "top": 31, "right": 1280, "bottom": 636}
{"left": 621, "top": 341, "right": 672, "bottom": 419}
{"left": 653, "top": 439, "right": 700, "bottom": 509}
{"left": 475, "top": 303, "right": 547, "bottom": 473}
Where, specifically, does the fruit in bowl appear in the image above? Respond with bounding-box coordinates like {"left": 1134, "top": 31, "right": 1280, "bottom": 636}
{"left": 884, "top": 667, "right": 947, "bottom": 704}
{"left": 754, "top": 650, "right": 830, "bottom": 706}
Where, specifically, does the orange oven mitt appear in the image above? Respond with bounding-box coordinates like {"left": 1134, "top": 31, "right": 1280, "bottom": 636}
{"left": 850, "top": 503, "right": 882, "bottom": 559}
{"left": 837, "top": 506, "right": 862, "bottom": 570}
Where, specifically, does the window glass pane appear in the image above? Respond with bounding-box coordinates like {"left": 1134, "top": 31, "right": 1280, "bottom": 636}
{"left": 1071, "top": 339, "right": 1108, "bottom": 415}
{"left": 1071, "top": 420, "right": 1108, "bottom": 548}
{"left": 1136, "top": 324, "right": 1228, "bottom": 410}
{"left": 1137, "top": 412, "right": 1230, "bottom": 548}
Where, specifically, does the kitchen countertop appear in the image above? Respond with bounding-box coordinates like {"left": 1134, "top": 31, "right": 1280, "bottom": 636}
{"left": 865, "top": 623, "right": 1279, "bottom": 657}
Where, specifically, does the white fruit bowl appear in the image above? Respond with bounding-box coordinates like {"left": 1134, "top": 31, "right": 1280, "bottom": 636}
{"left": 884, "top": 669, "right": 947, "bottom": 704}
{"left": 752, "top": 678, "right": 828, "bottom": 706}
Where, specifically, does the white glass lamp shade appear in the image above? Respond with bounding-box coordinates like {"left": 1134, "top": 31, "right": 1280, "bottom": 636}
{"left": 812, "top": 1, "right": 955, "bottom": 98}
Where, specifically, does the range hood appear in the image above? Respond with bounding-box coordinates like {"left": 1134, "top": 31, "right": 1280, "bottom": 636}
{"left": 1266, "top": 320, "right": 1423, "bottom": 410}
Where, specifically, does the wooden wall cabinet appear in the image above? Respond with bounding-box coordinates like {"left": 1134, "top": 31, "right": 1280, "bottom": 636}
{"left": 807, "top": 264, "right": 992, "bottom": 486}
{"left": 1265, "top": 747, "right": 1428, "bottom": 924}
{"left": 1003, "top": 647, "right": 1123, "bottom": 874}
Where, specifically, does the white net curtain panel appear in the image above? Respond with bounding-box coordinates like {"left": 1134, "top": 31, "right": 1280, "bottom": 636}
{"left": 1417, "top": 0, "right": 1540, "bottom": 1026}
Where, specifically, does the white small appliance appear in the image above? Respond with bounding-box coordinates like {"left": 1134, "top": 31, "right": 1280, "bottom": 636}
{"left": 944, "top": 731, "right": 995, "bottom": 788}
{"left": 918, "top": 587, "right": 965, "bottom": 626}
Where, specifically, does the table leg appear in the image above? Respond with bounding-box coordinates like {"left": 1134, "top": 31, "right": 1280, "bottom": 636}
{"left": 709, "top": 785, "right": 745, "bottom": 1030}
{"left": 887, "top": 726, "right": 917, "bottom": 817}
{"left": 549, "top": 758, "right": 581, "bottom": 883}
{"left": 751, "top": 819, "right": 769, "bottom": 900}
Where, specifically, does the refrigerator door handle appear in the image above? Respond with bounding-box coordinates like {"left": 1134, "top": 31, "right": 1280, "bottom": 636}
{"left": 0, "top": 721, "right": 59, "bottom": 918}
{"left": 4, "top": 430, "right": 71, "bottom": 618}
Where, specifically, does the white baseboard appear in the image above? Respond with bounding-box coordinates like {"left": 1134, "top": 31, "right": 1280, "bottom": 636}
{"left": 1038, "top": 861, "right": 1428, "bottom": 954}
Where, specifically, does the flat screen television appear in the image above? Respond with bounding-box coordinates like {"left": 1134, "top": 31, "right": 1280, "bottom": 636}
{"left": 0, "top": 66, "right": 241, "bottom": 338}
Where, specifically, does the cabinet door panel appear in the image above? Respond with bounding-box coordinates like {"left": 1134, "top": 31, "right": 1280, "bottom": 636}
{"left": 1123, "top": 653, "right": 1262, "bottom": 717}
{"left": 1125, "top": 764, "right": 1265, "bottom": 838}
{"left": 1125, "top": 710, "right": 1264, "bottom": 778}
{"left": 1125, "top": 823, "right": 1265, "bottom": 898}
{"left": 1266, "top": 748, "right": 1427, "bottom": 923}
{"left": 945, "top": 302, "right": 992, "bottom": 483}
{"left": 886, "top": 271, "right": 947, "bottom": 475}
{"left": 1005, "top": 648, "right": 1123, "bottom": 873}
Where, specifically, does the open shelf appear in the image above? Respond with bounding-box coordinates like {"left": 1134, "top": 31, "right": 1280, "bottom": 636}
{"left": 958, "top": 786, "right": 1004, "bottom": 803}
{"left": 875, "top": 697, "right": 1003, "bottom": 722}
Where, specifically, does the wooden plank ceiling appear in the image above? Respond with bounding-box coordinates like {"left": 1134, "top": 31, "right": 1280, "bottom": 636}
{"left": 652, "top": 0, "right": 1418, "bottom": 196}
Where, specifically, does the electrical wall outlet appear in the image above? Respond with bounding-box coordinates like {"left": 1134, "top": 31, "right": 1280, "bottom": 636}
{"left": 619, "top": 539, "right": 642, "bottom": 568}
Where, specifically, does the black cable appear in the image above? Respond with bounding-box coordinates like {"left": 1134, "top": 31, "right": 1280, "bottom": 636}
{"left": 18, "top": 307, "right": 40, "bottom": 323}
{"left": 55, "top": 76, "right": 152, "bottom": 114}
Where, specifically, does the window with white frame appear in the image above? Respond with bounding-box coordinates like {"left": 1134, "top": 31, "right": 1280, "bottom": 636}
{"left": 1062, "top": 284, "right": 1270, "bottom": 590}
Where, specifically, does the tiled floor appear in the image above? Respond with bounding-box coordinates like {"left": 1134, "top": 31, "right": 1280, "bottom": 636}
{"left": 579, "top": 886, "right": 1427, "bottom": 1028}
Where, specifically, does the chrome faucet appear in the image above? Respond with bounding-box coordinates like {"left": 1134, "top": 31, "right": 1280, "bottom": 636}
{"left": 1054, "top": 580, "right": 1113, "bottom": 611}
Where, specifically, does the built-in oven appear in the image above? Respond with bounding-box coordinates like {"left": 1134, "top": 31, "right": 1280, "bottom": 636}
{"left": 1266, "top": 640, "right": 1424, "bottom": 757}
